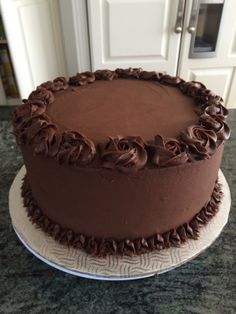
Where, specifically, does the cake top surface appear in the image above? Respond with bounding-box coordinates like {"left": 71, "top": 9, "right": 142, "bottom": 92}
{"left": 47, "top": 79, "right": 197, "bottom": 143}
{"left": 13, "top": 68, "right": 230, "bottom": 173}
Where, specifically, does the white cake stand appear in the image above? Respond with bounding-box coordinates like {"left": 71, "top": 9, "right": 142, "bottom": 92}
{"left": 9, "top": 166, "right": 231, "bottom": 281}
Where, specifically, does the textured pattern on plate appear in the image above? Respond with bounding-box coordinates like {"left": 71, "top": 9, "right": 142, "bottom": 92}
{"left": 9, "top": 167, "right": 231, "bottom": 279}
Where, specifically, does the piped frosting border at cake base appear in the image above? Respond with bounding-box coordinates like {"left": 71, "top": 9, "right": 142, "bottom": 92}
{"left": 21, "top": 175, "right": 223, "bottom": 257}
{"left": 12, "top": 68, "right": 231, "bottom": 174}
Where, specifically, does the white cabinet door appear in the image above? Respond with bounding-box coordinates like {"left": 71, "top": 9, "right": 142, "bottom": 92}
{"left": 88, "top": 0, "right": 182, "bottom": 74}
{"left": 227, "top": 71, "right": 236, "bottom": 109}
{"left": 178, "top": 0, "right": 236, "bottom": 108}
{"left": 1, "top": 0, "right": 66, "bottom": 98}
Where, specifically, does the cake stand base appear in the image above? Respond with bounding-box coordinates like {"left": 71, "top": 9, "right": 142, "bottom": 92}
{"left": 9, "top": 166, "right": 231, "bottom": 281}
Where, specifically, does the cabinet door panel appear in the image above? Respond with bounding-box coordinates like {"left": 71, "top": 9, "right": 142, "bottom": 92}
{"left": 227, "top": 70, "right": 236, "bottom": 109}
{"left": 188, "top": 68, "right": 233, "bottom": 102}
{"left": 178, "top": 0, "right": 236, "bottom": 108}
{"left": 88, "top": 0, "right": 181, "bottom": 74}
{"left": 1, "top": 0, "right": 66, "bottom": 98}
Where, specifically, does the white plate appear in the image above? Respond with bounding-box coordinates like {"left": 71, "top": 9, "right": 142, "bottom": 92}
{"left": 9, "top": 166, "right": 231, "bottom": 281}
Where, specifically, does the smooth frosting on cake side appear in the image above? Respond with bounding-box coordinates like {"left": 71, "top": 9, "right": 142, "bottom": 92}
{"left": 13, "top": 68, "right": 231, "bottom": 256}
{"left": 21, "top": 142, "right": 224, "bottom": 239}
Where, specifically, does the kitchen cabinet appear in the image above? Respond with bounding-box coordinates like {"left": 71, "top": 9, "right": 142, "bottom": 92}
{"left": 178, "top": 0, "right": 236, "bottom": 106}
{"left": 86, "top": 0, "right": 236, "bottom": 108}
{"left": 1, "top": 0, "right": 236, "bottom": 108}
{"left": 0, "top": 0, "right": 66, "bottom": 99}
{"left": 87, "top": 0, "right": 181, "bottom": 75}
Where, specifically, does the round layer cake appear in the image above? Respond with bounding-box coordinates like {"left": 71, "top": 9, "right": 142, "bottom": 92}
{"left": 13, "top": 68, "right": 230, "bottom": 256}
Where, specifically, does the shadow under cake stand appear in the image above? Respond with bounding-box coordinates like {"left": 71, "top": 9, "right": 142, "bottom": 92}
{"left": 9, "top": 166, "right": 231, "bottom": 281}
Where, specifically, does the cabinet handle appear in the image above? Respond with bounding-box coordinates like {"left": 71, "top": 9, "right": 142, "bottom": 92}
{"left": 175, "top": 0, "right": 185, "bottom": 33}
{"left": 188, "top": 0, "right": 199, "bottom": 34}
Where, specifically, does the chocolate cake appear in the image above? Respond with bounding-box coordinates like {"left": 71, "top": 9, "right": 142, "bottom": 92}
{"left": 13, "top": 68, "right": 230, "bottom": 256}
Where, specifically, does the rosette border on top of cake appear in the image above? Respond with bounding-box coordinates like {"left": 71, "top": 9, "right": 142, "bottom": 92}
{"left": 13, "top": 68, "right": 230, "bottom": 174}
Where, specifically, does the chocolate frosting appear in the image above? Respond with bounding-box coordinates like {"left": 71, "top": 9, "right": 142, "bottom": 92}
{"left": 28, "top": 87, "right": 55, "bottom": 105}
{"left": 29, "top": 121, "right": 60, "bottom": 157}
{"left": 69, "top": 71, "right": 96, "bottom": 85}
{"left": 115, "top": 67, "right": 140, "bottom": 79}
{"left": 13, "top": 69, "right": 230, "bottom": 173}
{"left": 99, "top": 136, "right": 147, "bottom": 173}
{"left": 40, "top": 77, "right": 68, "bottom": 92}
{"left": 95, "top": 69, "right": 117, "bottom": 80}
{"left": 13, "top": 107, "right": 61, "bottom": 157}
{"left": 56, "top": 131, "right": 96, "bottom": 166}
{"left": 139, "top": 70, "right": 161, "bottom": 80}
{"left": 204, "top": 103, "right": 228, "bottom": 117}
{"left": 200, "top": 113, "right": 230, "bottom": 140}
{"left": 13, "top": 101, "right": 45, "bottom": 131}
{"left": 147, "top": 135, "right": 189, "bottom": 167}
{"left": 21, "top": 175, "right": 223, "bottom": 257}
{"left": 160, "top": 74, "right": 183, "bottom": 86}
{"left": 180, "top": 81, "right": 206, "bottom": 97}
{"left": 14, "top": 69, "right": 229, "bottom": 258}
{"left": 180, "top": 125, "right": 217, "bottom": 160}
